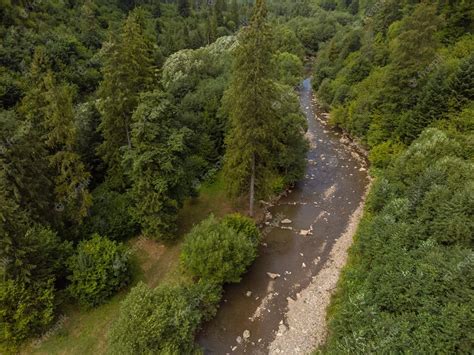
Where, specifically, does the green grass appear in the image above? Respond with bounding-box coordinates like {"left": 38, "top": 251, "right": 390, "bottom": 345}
{"left": 21, "top": 174, "right": 237, "bottom": 355}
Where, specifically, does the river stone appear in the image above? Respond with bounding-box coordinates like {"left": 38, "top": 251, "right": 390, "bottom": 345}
{"left": 279, "top": 324, "right": 288, "bottom": 334}
{"left": 267, "top": 272, "right": 281, "bottom": 279}
{"left": 243, "top": 330, "right": 250, "bottom": 340}
{"left": 299, "top": 229, "right": 311, "bottom": 236}
{"left": 236, "top": 336, "right": 242, "bottom": 344}
{"left": 281, "top": 218, "right": 292, "bottom": 224}
{"left": 246, "top": 291, "right": 252, "bottom": 297}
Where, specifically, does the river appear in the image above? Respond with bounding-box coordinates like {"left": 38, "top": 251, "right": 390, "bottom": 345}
{"left": 198, "top": 78, "right": 370, "bottom": 354}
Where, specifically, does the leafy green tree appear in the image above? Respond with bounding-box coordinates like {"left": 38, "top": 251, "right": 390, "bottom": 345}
{"left": 81, "top": 185, "right": 139, "bottom": 241}
{"left": 273, "top": 51, "right": 304, "bottom": 87}
{"left": 223, "top": 0, "right": 278, "bottom": 216}
{"left": 221, "top": 213, "right": 261, "bottom": 246}
{"left": 109, "top": 281, "right": 221, "bottom": 354}
{"left": 125, "top": 91, "right": 195, "bottom": 240}
{"left": 67, "top": 234, "right": 130, "bottom": 308}
{"left": 0, "top": 279, "right": 55, "bottom": 350}
{"left": 181, "top": 215, "right": 257, "bottom": 284}
{"left": 97, "top": 9, "right": 155, "bottom": 187}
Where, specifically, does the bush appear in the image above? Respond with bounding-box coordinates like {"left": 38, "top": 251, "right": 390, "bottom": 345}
{"left": 221, "top": 213, "right": 261, "bottom": 247}
{"left": 0, "top": 279, "right": 55, "bottom": 349}
{"left": 181, "top": 215, "right": 258, "bottom": 284}
{"left": 108, "top": 281, "right": 221, "bottom": 354}
{"left": 67, "top": 234, "right": 130, "bottom": 307}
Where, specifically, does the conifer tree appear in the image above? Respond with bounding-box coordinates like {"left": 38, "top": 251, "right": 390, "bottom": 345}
{"left": 215, "top": 0, "right": 225, "bottom": 26}
{"left": 43, "top": 73, "right": 92, "bottom": 224}
{"left": 231, "top": 0, "right": 240, "bottom": 26}
{"left": 97, "top": 9, "right": 155, "bottom": 187}
{"left": 207, "top": 8, "right": 218, "bottom": 44}
{"left": 125, "top": 91, "right": 194, "bottom": 239}
{"left": 178, "top": 0, "right": 191, "bottom": 17}
{"left": 223, "top": 0, "right": 278, "bottom": 216}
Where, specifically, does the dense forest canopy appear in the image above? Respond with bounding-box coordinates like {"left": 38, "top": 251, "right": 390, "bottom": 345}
{"left": 0, "top": 0, "right": 473, "bottom": 353}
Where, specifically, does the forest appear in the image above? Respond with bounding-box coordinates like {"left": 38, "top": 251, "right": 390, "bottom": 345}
{"left": 0, "top": 0, "right": 472, "bottom": 354}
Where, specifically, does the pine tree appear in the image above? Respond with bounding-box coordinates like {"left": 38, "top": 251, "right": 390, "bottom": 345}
{"left": 215, "top": 0, "right": 225, "bottom": 26}
{"left": 207, "top": 8, "right": 218, "bottom": 44}
{"left": 43, "top": 73, "right": 92, "bottom": 224}
{"left": 178, "top": 0, "right": 191, "bottom": 17}
{"left": 97, "top": 9, "right": 155, "bottom": 188}
{"left": 231, "top": 0, "right": 239, "bottom": 27}
{"left": 222, "top": 0, "right": 278, "bottom": 216}
{"left": 125, "top": 91, "right": 194, "bottom": 239}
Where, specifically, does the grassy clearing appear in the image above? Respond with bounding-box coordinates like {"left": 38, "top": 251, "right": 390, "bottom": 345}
{"left": 22, "top": 174, "right": 240, "bottom": 355}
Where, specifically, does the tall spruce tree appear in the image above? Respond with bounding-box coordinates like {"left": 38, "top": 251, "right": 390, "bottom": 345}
{"left": 178, "top": 0, "right": 191, "bottom": 17}
{"left": 97, "top": 9, "right": 155, "bottom": 188}
{"left": 43, "top": 73, "right": 92, "bottom": 225}
{"left": 125, "top": 91, "right": 195, "bottom": 240}
{"left": 222, "top": 0, "right": 278, "bottom": 216}
{"left": 231, "top": 0, "right": 240, "bottom": 26}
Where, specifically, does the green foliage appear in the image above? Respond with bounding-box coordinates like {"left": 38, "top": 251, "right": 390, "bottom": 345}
{"left": 221, "top": 213, "right": 262, "bottom": 247}
{"left": 181, "top": 215, "right": 258, "bottom": 284}
{"left": 223, "top": 0, "right": 278, "bottom": 213}
{"left": 108, "top": 281, "right": 221, "bottom": 354}
{"left": 324, "top": 128, "right": 474, "bottom": 353}
{"left": 273, "top": 51, "right": 304, "bottom": 87}
{"left": 97, "top": 8, "right": 155, "bottom": 187}
{"left": 126, "top": 90, "right": 196, "bottom": 240}
{"left": 43, "top": 72, "right": 92, "bottom": 224}
{"left": 0, "top": 279, "right": 55, "bottom": 350}
{"left": 81, "top": 186, "right": 139, "bottom": 241}
{"left": 67, "top": 235, "right": 130, "bottom": 308}
{"left": 368, "top": 140, "right": 405, "bottom": 169}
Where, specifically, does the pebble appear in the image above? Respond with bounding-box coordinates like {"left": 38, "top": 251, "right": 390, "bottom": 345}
{"left": 243, "top": 330, "right": 250, "bottom": 340}
{"left": 267, "top": 272, "right": 281, "bottom": 279}
{"left": 246, "top": 291, "right": 252, "bottom": 297}
{"left": 236, "top": 336, "right": 242, "bottom": 344}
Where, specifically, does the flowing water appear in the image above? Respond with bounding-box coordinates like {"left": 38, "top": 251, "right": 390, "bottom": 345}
{"left": 198, "top": 78, "right": 370, "bottom": 354}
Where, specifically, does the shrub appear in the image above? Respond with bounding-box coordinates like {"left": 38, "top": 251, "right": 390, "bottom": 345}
{"left": 0, "top": 279, "right": 55, "bottom": 349}
{"left": 369, "top": 140, "right": 405, "bottom": 169}
{"left": 221, "top": 213, "right": 261, "bottom": 247}
{"left": 108, "top": 281, "right": 221, "bottom": 354}
{"left": 67, "top": 234, "right": 130, "bottom": 307}
{"left": 181, "top": 215, "right": 257, "bottom": 284}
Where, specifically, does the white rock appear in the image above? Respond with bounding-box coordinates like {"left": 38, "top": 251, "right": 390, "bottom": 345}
{"left": 267, "top": 272, "right": 281, "bottom": 279}
{"left": 299, "top": 229, "right": 311, "bottom": 236}
{"left": 246, "top": 291, "right": 252, "bottom": 297}
{"left": 281, "top": 218, "right": 292, "bottom": 224}
{"left": 243, "top": 330, "right": 250, "bottom": 340}
{"left": 236, "top": 336, "right": 242, "bottom": 344}
{"left": 359, "top": 167, "right": 367, "bottom": 171}
{"left": 302, "top": 262, "right": 306, "bottom": 268}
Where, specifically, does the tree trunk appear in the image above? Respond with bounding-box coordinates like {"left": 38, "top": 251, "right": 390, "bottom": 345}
{"left": 249, "top": 153, "right": 255, "bottom": 217}
{"left": 125, "top": 122, "right": 132, "bottom": 149}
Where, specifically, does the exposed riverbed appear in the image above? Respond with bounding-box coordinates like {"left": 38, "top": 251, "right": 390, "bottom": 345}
{"left": 198, "top": 78, "right": 371, "bottom": 354}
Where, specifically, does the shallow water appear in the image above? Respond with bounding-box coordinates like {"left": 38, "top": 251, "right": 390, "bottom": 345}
{"left": 198, "top": 78, "right": 370, "bottom": 354}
